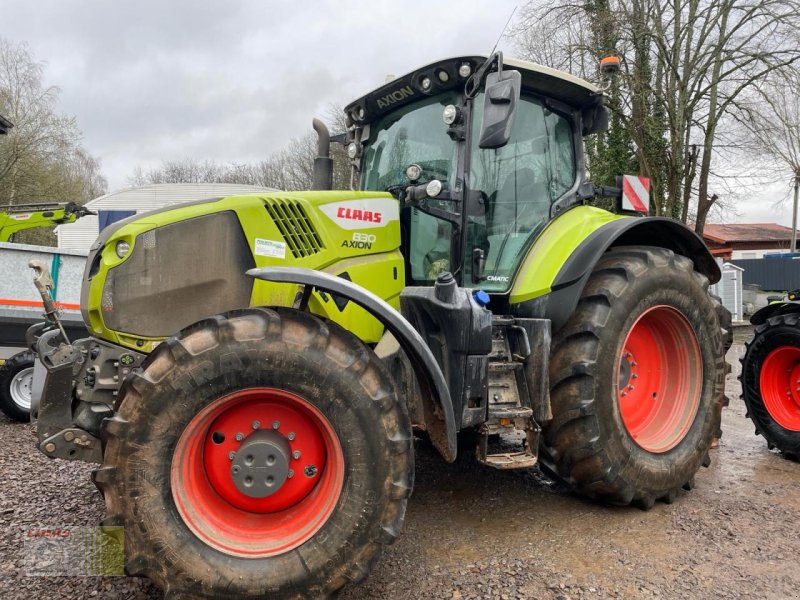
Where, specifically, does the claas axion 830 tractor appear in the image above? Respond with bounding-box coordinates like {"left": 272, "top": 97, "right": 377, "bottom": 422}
{"left": 28, "top": 54, "right": 727, "bottom": 599}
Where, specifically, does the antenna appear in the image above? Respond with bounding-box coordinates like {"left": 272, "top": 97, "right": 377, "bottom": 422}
{"left": 490, "top": 5, "right": 517, "bottom": 56}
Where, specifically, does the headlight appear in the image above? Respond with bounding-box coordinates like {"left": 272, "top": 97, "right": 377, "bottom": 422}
{"left": 458, "top": 63, "right": 472, "bottom": 78}
{"left": 426, "top": 180, "right": 443, "bottom": 198}
{"left": 405, "top": 163, "right": 422, "bottom": 182}
{"left": 442, "top": 104, "right": 460, "bottom": 125}
{"left": 115, "top": 240, "right": 130, "bottom": 258}
{"left": 347, "top": 142, "right": 360, "bottom": 159}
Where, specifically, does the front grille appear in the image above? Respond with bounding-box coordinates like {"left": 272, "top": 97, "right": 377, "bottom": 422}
{"left": 264, "top": 198, "right": 324, "bottom": 258}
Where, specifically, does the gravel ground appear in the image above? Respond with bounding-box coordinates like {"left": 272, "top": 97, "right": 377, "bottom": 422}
{"left": 1, "top": 337, "right": 799, "bottom": 599}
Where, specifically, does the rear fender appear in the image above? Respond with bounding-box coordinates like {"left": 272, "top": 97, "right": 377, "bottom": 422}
{"left": 511, "top": 210, "right": 720, "bottom": 331}
{"left": 247, "top": 266, "right": 457, "bottom": 462}
{"left": 750, "top": 302, "right": 800, "bottom": 326}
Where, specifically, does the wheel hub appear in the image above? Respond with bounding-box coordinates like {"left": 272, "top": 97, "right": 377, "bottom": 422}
{"left": 172, "top": 388, "right": 344, "bottom": 558}
{"left": 617, "top": 305, "right": 702, "bottom": 453}
{"left": 10, "top": 366, "right": 33, "bottom": 411}
{"left": 230, "top": 430, "right": 291, "bottom": 498}
{"left": 758, "top": 346, "right": 800, "bottom": 431}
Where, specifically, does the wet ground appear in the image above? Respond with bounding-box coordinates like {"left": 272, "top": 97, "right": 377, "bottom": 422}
{"left": 1, "top": 336, "right": 799, "bottom": 599}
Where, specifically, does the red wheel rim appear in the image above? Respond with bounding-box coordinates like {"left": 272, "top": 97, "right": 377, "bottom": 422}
{"left": 171, "top": 388, "right": 344, "bottom": 557}
{"left": 758, "top": 346, "right": 800, "bottom": 431}
{"left": 617, "top": 305, "right": 703, "bottom": 453}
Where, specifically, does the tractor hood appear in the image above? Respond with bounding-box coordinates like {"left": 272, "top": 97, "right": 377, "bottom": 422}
{"left": 80, "top": 191, "right": 403, "bottom": 351}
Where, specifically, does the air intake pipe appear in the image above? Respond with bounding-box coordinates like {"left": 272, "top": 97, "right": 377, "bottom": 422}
{"left": 311, "top": 118, "right": 333, "bottom": 191}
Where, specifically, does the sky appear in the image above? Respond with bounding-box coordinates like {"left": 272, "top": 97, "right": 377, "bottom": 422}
{"left": 2, "top": 1, "right": 793, "bottom": 227}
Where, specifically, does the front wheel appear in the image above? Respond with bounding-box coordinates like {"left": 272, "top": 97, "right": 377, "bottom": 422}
{"left": 545, "top": 247, "right": 725, "bottom": 508}
{"left": 94, "top": 308, "right": 413, "bottom": 599}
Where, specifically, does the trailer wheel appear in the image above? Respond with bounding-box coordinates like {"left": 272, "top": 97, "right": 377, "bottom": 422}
{"left": 94, "top": 308, "right": 413, "bottom": 599}
{"left": 0, "top": 350, "right": 35, "bottom": 422}
{"left": 545, "top": 247, "right": 724, "bottom": 508}
{"left": 741, "top": 314, "right": 800, "bottom": 459}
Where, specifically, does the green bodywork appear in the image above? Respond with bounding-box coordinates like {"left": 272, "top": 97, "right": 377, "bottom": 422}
{"left": 84, "top": 191, "right": 404, "bottom": 353}
{"left": 509, "top": 206, "right": 625, "bottom": 304}
{"left": 0, "top": 203, "right": 84, "bottom": 242}
{"left": 84, "top": 190, "right": 628, "bottom": 353}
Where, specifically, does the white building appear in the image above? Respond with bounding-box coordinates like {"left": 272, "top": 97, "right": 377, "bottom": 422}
{"left": 57, "top": 183, "right": 275, "bottom": 251}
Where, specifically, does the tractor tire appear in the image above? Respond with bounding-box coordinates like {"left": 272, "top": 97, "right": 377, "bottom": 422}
{"left": 94, "top": 307, "right": 413, "bottom": 599}
{"left": 544, "top": 247, "right": 725, "bottom": 508}
{"left": 0, "top": 350, "right": 35, "bottom": 422}
{"left": 740, "top": 314, "right": 800, "bottom": 459}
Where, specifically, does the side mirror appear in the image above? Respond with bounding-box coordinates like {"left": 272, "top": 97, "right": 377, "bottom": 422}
{"left": 478, "top": 69, "right": 521, "bottom": 149}
{"left": 581, "top": 103, "right": 609, "bottom": 136}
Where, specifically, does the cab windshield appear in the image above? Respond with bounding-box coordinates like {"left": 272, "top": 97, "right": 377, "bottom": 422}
{"left": 361, "top": 92, "right": 459, "bottom": 191}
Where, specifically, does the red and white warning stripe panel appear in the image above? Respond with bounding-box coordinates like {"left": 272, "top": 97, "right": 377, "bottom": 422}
{"left": 621, "top": 175, "right": 650, "bottom": 213}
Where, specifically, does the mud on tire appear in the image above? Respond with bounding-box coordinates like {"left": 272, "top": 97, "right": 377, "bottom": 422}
{"left": 94, "top": 307, "right": 413, "bottom": 599}
{"left": 544, "top": 247, "right": 725, "bottom": 508}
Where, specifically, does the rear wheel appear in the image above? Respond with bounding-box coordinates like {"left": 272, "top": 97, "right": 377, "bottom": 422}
{"left": 0, "top": 350, "right": 35, "bottom": 422}
{"left": 545, "top": 247, "right": 724, "bottom": 508}
{"left": 95, "top": 308, "right": 413, "bottom": 599}
{"left": 741, "top": 314, "right": 800, "bottom": 459}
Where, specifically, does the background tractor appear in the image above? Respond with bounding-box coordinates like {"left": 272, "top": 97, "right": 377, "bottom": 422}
{"left": 28, "top": 54, "right": 727, "bottom": 599}
{"left": 741, "top": 291, "right": 800, "bottom": 458}
{"left": 0, "top": 201, "right": 94, "bottom": 421}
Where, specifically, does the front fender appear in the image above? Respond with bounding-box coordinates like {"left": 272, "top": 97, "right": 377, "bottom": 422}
{"left": 750, "top": 301, "right": 800, "bottom": 325}
{"left": 247, "top": 266, "right": 457, "bottom": 462}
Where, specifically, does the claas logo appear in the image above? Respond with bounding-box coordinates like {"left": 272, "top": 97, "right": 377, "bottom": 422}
{"left": 336, "top": 207, "right": 382, "bottom": 223}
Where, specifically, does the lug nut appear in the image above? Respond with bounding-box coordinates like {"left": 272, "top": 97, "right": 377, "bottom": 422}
{"left": 252, "top": 420, "right": 261, "bottom": 430}
{"left": 288, "top": 432, "right": 296, "bottom": 441}
{"left": 235, "top": 432, "right": 244, "bottom": 441}
{"left": 292, "top": 450, "right": 302, "bottom": 460}
{"left": 631, "top": 374, "right": 638, "bottom": 379}
{"left": 228, "top": 451, "right": 235, "bottom": 460}
{"left": 287, "top": 469, "right": 294, "bottom": 479}
{"left": 621, "top": 392, "right": 627, "bottom": 397}
{"left": 44, "top": 443, "right": 56, "bottom": 453}
{"left": 304, "top": 465, "right": 318, "bottom": 477}
{"left": 64, "top": 431, "right": 74, "bottom": 442}
{"left": 272, "top": 420, "right": 280, "bottom": 430}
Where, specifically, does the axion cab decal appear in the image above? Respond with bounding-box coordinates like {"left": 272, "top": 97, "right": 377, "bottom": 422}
{"left": 319, "top": 198, "right": 399, "bottom": 230}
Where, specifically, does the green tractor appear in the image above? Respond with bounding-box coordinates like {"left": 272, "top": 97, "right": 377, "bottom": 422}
{"left": 29, "top": 54, "right": 727, "bottom": 598}
{"left": 741, "top": 291, "right": 800, "bottom": 458}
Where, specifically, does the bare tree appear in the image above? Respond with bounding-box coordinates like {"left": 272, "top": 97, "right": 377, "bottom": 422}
{"left": 510, "top": 0, "right": 800, "bottom": 231}
{"left": 736, "top": 69, "right": 800, "bottom": 249}
{"left": 0, "top": 38, "right": 106, "bottom": 209}
{"left": 129, "top": 105, "right": 351, "bottom": 191}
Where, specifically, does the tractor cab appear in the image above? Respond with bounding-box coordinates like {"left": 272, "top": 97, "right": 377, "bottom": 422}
{"left": 341, "top": 54, "right": 607, "bottom": 292}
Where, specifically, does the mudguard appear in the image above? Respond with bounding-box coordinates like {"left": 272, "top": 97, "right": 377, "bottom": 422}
{"left": 247, "top": 266, "right": 458, "bottom": 462}
{"left": 750, "top": 301, "right": 800, "bottom": 326}
{"left": 511, "top": 210, "right": 720, "bottom": 331}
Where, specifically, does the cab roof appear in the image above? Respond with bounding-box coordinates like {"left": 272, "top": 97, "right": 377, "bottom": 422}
{"left": 344, "top": 55, "right": 602, "bottom": 125}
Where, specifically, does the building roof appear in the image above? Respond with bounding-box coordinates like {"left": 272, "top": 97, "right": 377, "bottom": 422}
{"left": 703, "top": 223, "right": 793, "bottom": 244}
{"left": 87, "top": 183, "right": 276, "bottom": 210}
